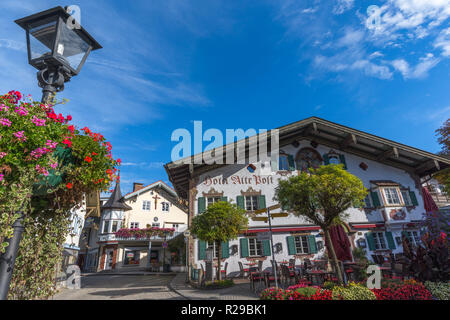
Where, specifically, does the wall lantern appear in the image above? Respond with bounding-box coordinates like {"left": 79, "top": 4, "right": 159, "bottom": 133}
{"left": 15, "top": 6, "right": 102, "bottom": 102}
{"left": 230, "top": 244, "right": 238, "bottom": 256}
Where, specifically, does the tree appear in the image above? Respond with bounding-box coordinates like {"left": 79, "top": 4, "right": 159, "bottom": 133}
{"left": 190, "top": 201, "right": 248, "bottom": 281}
{"left": 435, "top": 118, "right": 450, "bottom": 195}
{"left": 274, "top": 164, "right": 367, "bottom": 285}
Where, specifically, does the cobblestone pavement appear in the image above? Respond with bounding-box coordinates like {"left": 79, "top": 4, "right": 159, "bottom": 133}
{"left": 53, "top": 273, "right": 185, "bottom": 300}
{"left": 169, "top": 273, "right": 259, "bottom": 300}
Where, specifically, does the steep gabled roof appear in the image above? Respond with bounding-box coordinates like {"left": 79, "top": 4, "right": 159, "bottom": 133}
{"left": 165, "top": 116, "right": 450, "bottom": 199}
{"left": 123, "top": 180, "right": 177, "bottom": 200}
{"left": 102, "top": 180, "right": 132, "bottom": 211}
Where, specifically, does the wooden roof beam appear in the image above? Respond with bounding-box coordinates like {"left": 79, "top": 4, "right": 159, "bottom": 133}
{"left": 415, "top": 159, "right": 440, "bottom": 174}
{"left": 376, "top": 147, "right": 399, "bottom": 162}
{"left": 339, "top": 133, "right": 357, "bottom": 150}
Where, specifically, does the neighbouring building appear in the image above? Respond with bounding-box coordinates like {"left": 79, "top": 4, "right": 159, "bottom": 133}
{"left": 61, "top": 195, "right": 86, "bottom": 271}
{"left": 77, "top": 191, "right": 102, "bottom": 272}
{"left": 423, "top": 178, "right": 450, "bottom": 208}
{"left": 164, "top": 116, "right": 450, "bottom": 279}
{"left": 97, "top": 180, "right": 188, "bottom": 272}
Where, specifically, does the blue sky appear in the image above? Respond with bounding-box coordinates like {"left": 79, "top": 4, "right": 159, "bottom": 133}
{"left": 0, "top": 0, "right": 449, "bottom": 194}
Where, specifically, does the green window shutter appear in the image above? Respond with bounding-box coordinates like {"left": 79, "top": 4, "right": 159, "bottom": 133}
{"left": 370, "top": 191, "right": 381, "bottom": 207}
{"left": 258, "top": 195, "right": 266, "bottom": 210}
{"left": 221, "top": 241, "right": 229, "bottom": 258}
{"left": 236, "top": 196, "right": 245, "bottom": 209}
{"left": 385, "top": 232, "right": 396, "bottom": 250}
{"left": 198, "top": 240, "right": 206, "bottom": 260}
{"left": 240, "top": 238, "right": 249, "bottom": 258}
{"left": 287, "top": 236, "right": 296, "bottom": 255}
{"left": 365, "top": 232, "right": 375, "bottom": 251}
{"left": 323, "top": 154, "right": 330, "bottom": 165}
{"left": 339, "top": 154, "right": 347, "bottom": 170}
{"left": 409, "top": 191, "right": 418, "bottom": 206}
{"left": 221, "top": 196, "right": 227, "bottom": 202}
{"left": 307, "top": 235, "right": 318, "bottom": 254}
{"left": 198, "top": 197, "right": 206, "bottom": 214}
{"left": 288, "top": 155, "right": 296, "bottom": 171}
{"left": 262, "top": 239, "right": 271, "bottom": 256}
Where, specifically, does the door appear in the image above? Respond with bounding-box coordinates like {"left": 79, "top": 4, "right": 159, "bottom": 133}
{"left": 104, "top": 249, "right": 114, "bottom": 270}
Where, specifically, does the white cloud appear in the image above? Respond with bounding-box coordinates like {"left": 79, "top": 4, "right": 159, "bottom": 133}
{"left": 434, "top": 27, "right": 450, "bottom": 56}
{"left": 391, "top": 53, "right": 441, "bottom": 79}
{"left": 333, "top": 0, "right": 355, "bottom": 15}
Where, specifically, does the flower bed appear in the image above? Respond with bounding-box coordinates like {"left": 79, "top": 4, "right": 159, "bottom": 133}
{"left": 424, "top": 281, "right": 450, "bottom": 300}
{"left": 260, "top": 280, "right": 435, "bottom": 300}
{"left": 202, "top": 279, "right": 234, "bottom": 290}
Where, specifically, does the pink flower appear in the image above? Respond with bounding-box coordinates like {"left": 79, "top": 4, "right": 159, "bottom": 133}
{"left": 45, "top": 140, "right": 57, "bottom": 149}
{"left": 14, "top": 106, "right": 28, "bottom": 116}
{"left": 49, "top": 161, "right": 58, "bottom": 169}
{"left": 0, "top": 152, "right": 6, "bottom": 159}
{"left": 0, "top": 118, "right": 11, "bottom": 127}
{"left": 0, "top": 173, "right": 3, "bottom": 182}
{"left": 13, "top": 131, "right": 27, "bottom": 142}
{"left": 32, "top": 116, "right": 46, "bottom": 127}
{"left": 0, "top": 104, "right": 9, "bottom": 112}
{"left": 35, "top": 164, "right": 49, "bottom": 176}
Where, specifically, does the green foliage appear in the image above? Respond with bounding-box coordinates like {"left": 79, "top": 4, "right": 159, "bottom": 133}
{"left": 352, "top": 247, "right": 372, "bottom": 281}
{"left": 204, "top": 279, "right": 234, "bottom": 288}
{"left": 294, "top": 286, "right": 319, "bottom": 297}
{"left": 191, "top": 201, "right": 248, "bottom": 244}
{"left": 332, "top": 281, "right": 377, "bottom": 300}
{"left": 274, "top": 164, "right": 367, "bottom": 228}
{"left": 435, "top": 119, "right": 450, "bottom": 194}
{"left": 424, "top": 281, "right": 450, "bottom": 300}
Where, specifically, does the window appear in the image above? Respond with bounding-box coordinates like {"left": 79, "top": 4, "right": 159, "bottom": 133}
{"left": 123, "top": 250, "right": 140, "bottom": 265}
{"left": 102, "top": 220, "right": 110, "bottom": 233}
{"left": 142, "top": 200, "right": 151, "bottom": 211}
{"left": 207, "top": 196, "right": 221, "bottom": 207}
{"left": 401, "top": 190, "right": 412, "bottom": 206}
{"left": 245, "top": 195, "right": 258, "bottom": 211}
{"left": 328, "top": 154, "right": 340, "bottom": 165}
{"left": 152, "top": 222, "right": 160, "bottom": 227}
{"left": 172, "top": 224, "right": 179, "bottom": 230}
{"left": 248, "top": 238, "right": 263, "bottom": 257}
{"left": 383, "top": 187, "right": 401, "bottom": 205}
{"left": 373, "top": 232, "right": 387, "bottom": 250}
{"left": 206, "top": 241, "right": 220, "bottom": 258}
{"left": 294, "top": 235, "right": 310, "bottom": 254}
{"left": 406, "top": 231, "right": 421, "bottom": 246}
{"left": 162, "top": 202, "right": 170, "bottom": 212}
{"left": 279, "top": 154, "right": 289, "bottom": 171}
{"left": 130, "top": 222, "right": 139, "bottom": 229}
{"left": 112, "top": 221, "right": 120, "bottom": 232}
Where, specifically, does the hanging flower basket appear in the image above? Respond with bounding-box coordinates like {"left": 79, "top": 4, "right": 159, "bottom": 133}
{"left": 115, "top": 227, "right": 175, "bottom": 239}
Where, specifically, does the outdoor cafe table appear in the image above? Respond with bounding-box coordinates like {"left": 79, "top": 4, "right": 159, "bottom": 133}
{"left": 306, "top": 270, "right": 330, "bottom": 285}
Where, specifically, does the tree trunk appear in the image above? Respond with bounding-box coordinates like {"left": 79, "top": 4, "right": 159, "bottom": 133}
{"left": 324, "top": 228, "right": 344, "bottom": 285}
{"left": 217, "top": 241, "right": 222, "bottom": 281}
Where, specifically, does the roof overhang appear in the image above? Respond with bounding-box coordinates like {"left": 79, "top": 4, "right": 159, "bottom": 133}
{"left": 165, "top": 116, "right": 450, "bottom": 200}
{"left": 123, "top": 180, "right": 177, "bottom": 200}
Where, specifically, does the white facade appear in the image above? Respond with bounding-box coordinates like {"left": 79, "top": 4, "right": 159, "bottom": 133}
{"left": 191, "top": 140, "right": 426, "bottom": 276}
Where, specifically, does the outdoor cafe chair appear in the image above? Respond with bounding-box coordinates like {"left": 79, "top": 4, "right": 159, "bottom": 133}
{"left": 288, "top": 258, "right": 296, "bottom": 270}
{"left": 250, "top": 271, "right": 265, "bottom": 293}
{"left": 238, "top": 261, "right": 250, "bottom": 278}
{"left": 219, "top": 262, "right": 228, "bottom": 279}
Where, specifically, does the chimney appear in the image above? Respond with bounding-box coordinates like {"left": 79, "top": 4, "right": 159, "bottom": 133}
{"left": 133, "top": 183, "right": 144, "bottom": 192}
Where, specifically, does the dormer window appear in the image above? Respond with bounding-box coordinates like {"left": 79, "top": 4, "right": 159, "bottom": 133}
{"left": 383, "top": 187, "right": 401, "bottom": 205}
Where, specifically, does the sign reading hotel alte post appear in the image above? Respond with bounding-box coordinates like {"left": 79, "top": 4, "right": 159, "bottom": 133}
{"left": 203, "top": 175, "right": 275, "bottom": 186}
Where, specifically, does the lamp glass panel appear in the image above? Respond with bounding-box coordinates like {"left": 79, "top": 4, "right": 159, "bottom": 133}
{"left": 29, "top": 19, "right": 57, "bottom": 60}
{"left": 57, "top": 21, "right": 90, "bottom": 70}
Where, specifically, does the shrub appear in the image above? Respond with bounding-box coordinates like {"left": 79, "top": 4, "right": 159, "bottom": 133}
{"left": 322, "top": 281, "right": 337, "bottom": 290}
{"left": 332, "top": 281, "right": 377, "bottom": 300}
{"left": 204, "top": 279, "right": 234, "bottom": 288}
{"left": 372, "top": 283, "right": 432, "bottom": 300}
{"left": 424, "top": 281, "right": 450, "bottom": 300}
{"left": 260, "top": 287, "right": 289, "bottom": 300}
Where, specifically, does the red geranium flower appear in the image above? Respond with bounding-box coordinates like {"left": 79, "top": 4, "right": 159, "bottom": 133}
{"left": 66, "top": 183, "right": 73, "bottom": 189}
{"left": 85, "top": 156, "right": 92, "bottom": 163}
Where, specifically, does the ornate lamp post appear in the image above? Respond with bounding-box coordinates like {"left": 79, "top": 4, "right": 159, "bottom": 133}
{"left": 15, "top": 6, "right": 102, "bottom": 103}
{"left": 0, "top": 6, "right": 101, "bottom": 300}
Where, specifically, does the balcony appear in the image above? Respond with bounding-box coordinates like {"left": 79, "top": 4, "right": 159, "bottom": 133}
{"left": 113, "top": 231, "right": 183, "bottom": 242}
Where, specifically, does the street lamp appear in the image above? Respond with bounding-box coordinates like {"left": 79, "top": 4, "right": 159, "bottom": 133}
{"left": 0, "top": 6, "right": 101, "bottom": 300}
{"left": 15, "top": 6, "right": 102, "bottom": 103}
